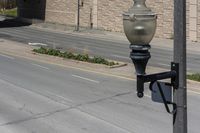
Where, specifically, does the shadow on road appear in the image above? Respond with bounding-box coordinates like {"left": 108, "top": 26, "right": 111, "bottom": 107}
{"left": 0, "top": 18, "right": 31, "bottom": 28}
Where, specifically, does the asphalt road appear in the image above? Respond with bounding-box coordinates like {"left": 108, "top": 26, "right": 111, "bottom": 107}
{"left": 0, "top": 52, "right": 200, "bottom": 133}
{"left": 0, "top": 17, "right": 200, "bottom": 73}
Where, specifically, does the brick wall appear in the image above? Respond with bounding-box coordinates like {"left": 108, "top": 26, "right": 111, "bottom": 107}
{"left": 18, "top": 0, "right": 199, "bottom": 42}
{"left": 96, "top": 0, "right": 131, "bottom": 32}
{"left": 45, "top": 0, "right": 93, "bottom": 27}
{"left": 197, "top": 0, "right": 200, "bottom": 41}
{"left": 45, "top": 0, "right": 76, "bottom": 25}
{"left": 96, "top": 0, "right": 174, "bottom": 38}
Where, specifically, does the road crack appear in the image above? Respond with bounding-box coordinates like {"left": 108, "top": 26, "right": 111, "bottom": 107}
{"left": 0, "top": 91, "right": 133, "bottom": 126}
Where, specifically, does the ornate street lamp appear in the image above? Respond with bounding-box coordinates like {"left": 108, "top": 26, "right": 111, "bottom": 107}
{"left": 123, "top": 0, "right": 179, "bottom": 101}
{"left": 122, "top": 1, "right": 187, "bottom": 132}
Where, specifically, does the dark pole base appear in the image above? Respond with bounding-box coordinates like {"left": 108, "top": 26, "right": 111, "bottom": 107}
{"left": 130, "top": 44, "right": 151, "bottom": 75}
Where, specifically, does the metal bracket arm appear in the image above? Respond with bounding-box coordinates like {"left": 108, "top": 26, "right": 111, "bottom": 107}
{"left": 136, "top": 62, "right": 179, "bottom": 98}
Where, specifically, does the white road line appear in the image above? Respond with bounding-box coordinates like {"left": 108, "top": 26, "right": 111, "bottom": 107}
{"left": 72, "top": 74, "right": 100, "bottom": 83}
{"left": 111, "top": 54, "right": 129, "bottom": 59}
{"left": 144, "top": 94, "right": 151, "bottom": 98}
{"left": 188, "top": 90, "right": 200, "bottom": 95}
{"left": 31, "top": 63, "right": 50, "bottom": 70}
{"left": 28, "top": 42, "right": 48, "bottom": 46}
{"left": 0, "top": 54, "right": 15, "bottom": 60}
{"left": 158, "top": 63, "right": 170, "bottom": 67}
{"left": 43, "top": 90, "right": 74, "bottom": 103}
{"left": 135, "top": 92, "right": 151, "bottom": 98}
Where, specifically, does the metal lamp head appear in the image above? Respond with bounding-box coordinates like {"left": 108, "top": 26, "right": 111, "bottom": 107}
{"left": 123, "top": 0, "right": 157, "bottom": 45}
{"left": 123, "top": 0, "right": 157, "bottom": 75}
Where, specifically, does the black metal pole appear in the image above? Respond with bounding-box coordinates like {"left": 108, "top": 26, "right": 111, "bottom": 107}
{"left": 174, "top": 0, "right": 187, "bottom": 133}
{"left": 76, "top": 0, "right": 80, "bottom": 31}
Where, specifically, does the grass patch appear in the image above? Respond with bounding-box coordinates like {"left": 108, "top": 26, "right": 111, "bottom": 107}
{"left": 0, "top": 8, "right": 17, "bottom": 17}
{"left": 187, "top": 73, "right": 200, "bottom": 82}
{"left": 33, "top": 47, "right": 119, "bottom": 66}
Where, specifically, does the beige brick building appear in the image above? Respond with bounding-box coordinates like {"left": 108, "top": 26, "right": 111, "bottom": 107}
{"left": 18, "top": 0, "right": 200, "bottom": 42}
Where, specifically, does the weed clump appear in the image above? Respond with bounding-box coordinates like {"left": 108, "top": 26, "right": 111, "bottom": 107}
{"left": 33, "top": 47, "right": 119, "bottom": 66}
